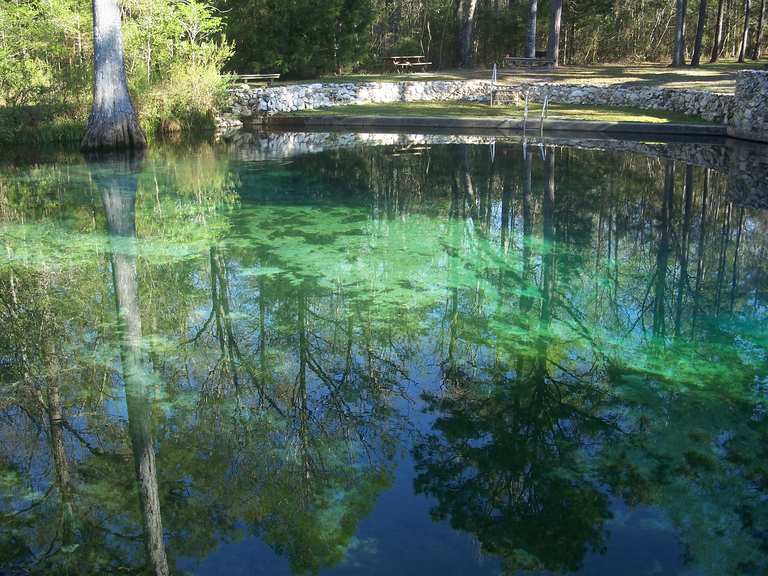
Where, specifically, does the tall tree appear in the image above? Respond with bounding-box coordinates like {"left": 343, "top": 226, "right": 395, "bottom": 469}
{"left": 738, "top": 0, "right": 751, "bottom": 61}
{"left": 526, "top": 0, "right": 539, "bottom": 57}
{"left": 752, "top": 0, "right": 766, "bottom": 58}
{"left": 81, "top": 0, "right": 146, "bottom": 151}
{"left": 547, "top": 0, "right": 563, "bottom": 66}
{"left": 672, "top": 0, "right": 689, "bottom": 66}
{"left": 459, "top": 0, "right": 480, "bottom": 67}
{"left": 711, "top": 0, "right": 727, "bottom": 60}
{"left": 691, "top": 0, "right": 708, "bottom": 65}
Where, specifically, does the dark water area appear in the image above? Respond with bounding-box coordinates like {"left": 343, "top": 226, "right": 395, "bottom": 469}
{"left": 0, "top": 132, "right": 767, "bottom": 575}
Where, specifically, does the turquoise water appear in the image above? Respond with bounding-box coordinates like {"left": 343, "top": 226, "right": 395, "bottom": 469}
{"left": 0, "top": 134, "right": 767, "bottom": 575}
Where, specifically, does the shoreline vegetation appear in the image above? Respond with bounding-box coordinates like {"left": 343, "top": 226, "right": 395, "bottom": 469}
{"left": 0, "top": 0, "right": 766, "bottom": 146}
{"left": 0, "top": 0, "right": 232, "bottom": 147}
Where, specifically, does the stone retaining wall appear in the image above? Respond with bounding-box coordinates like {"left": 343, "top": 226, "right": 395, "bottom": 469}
{"left": 224, "top": 80, "right": 489, "bottom": 120}
{"left": 499, "top": 83, "right": 733, "bottom": 124}
{"left": 728, "top": 70, "right": 768, "bottom": 143}
{"left": 218, "top": 70, "right": 768, "bottom": 143}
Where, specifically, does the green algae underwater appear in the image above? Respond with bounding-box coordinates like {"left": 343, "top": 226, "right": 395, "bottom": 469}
{"left": 0, "top": 134, "right": 767, "bottom": 576}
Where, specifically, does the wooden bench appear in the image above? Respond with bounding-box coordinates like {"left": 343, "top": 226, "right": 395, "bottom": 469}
{"left": 235, "top": 74, "right": 281, "bottom": 86}
{"left": 386, "top": 55, "right": 432, "bottom": 73}
{"left": 502, "top": 56, "right": 554, "bottom": 68}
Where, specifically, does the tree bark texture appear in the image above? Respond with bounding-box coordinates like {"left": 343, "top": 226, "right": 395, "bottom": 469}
{"left": 459, "top": 0, "right": 479, "bottom": 67}
{"left": 711, "top": 0, "right": 726, "bottom": 61}
{"left": 738, "top": 0, "right": 751, "bottom": 61}
{"left": 526, "top": 0, "right": 539, "bottom": 58}
{"left": 547, "top": 0, "right": 563, "bottom": 65}
{"left": 691, "top": 0, "right": 708, "bottom": 65}
{"left": 82, "top": 0, "right": 146, "bottom": 151}
{"left": 673, "top": 0, "right": 688, "bottom": 66}
{"left": 752, "top": 0, "right": 766, "bottom": 58}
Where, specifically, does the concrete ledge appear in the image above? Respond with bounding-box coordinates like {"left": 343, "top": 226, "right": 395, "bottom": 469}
{"left": 270, "top": 115, "right": 728, "bottom": 137}
{"left": 727, "top": 126, "right": 768, "bottom": 144}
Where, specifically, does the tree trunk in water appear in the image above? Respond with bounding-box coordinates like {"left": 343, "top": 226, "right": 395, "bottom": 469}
{"left": 673, "top": 0, "right": 688, "bottom": 66}
{"left": 525, "top": 0, "right": 539, "bottom": 58}
{"left": 100, "top": 159, "right": 169, "bottom": 576}
{"left": 541, "top": 149, "right": 556, "bottom": 329}
{"left": 691, "top": 0, "right": 708, "bottom": 65}
{"left": 82, "top": 0, "right": 146, "bottom": 151}
{"left": 520, "top": 145, "right": 533, "bottom": 315}
{"left": 459, "top": 0, "right": 479, "bottom": 67}
{"left": 547, "top": 0, "right": 563, "bottom": 66}
{"left": 44, "top": 343, "right": 76, "bottom": 546}
{"left": 674, "top": 166, "right": 693, "bottom": 337}
{"left": 711, "top": 0, "right": 726, "bottom": 60}
{"left": 752, "top": 0, "right": 766, "bottom": 58}
{"left": 654, "top": 161, "right": 674, "bottom": 337}
{"left": 738, "top": 0, "right": 751, "bottom": 61}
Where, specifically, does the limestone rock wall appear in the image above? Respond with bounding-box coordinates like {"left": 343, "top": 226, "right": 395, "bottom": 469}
{"left": 500, "top": 83, "right": 734, "bottom": 124}
{"left": 217, "top": 70, "right": 768, "bottom": 143}
{"left": 728, "top": 70, "right": 768, "bottom": 143}
{"left": 226, "top": 80, "right": 490, "bottom": 119}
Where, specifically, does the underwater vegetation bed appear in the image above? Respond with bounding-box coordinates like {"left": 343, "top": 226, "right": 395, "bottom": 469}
{"left": 0, "top": 133, "right": 767, "bottom": 575}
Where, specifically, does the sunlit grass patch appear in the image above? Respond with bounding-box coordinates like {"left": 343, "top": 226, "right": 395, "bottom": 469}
{"left": 281, "top": 100, "right": 709, "bottom": 124}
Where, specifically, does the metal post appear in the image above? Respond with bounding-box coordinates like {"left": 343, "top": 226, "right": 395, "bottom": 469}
{"left": 523, "top": 92, "right": 529, "bottom": 133}
{"left": 490, "top": 63, "right": 497, "bottom": 106}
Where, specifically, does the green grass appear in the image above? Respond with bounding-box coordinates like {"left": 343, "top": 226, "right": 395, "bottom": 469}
{"left": 494, "top": 60, "right": 768, "bottom": 94}
{"left": 277, "top": 58, "right": 767, "bottom": 94}
{"left": 280, "top": 100, "right": 710, "bottom": 124}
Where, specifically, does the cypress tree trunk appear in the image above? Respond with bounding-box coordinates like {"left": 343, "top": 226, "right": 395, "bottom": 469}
{"left": 752, "top": 0, "right": 766, "bottom": 58}
{"left": 738, "top": 0, "right": 751, "bottom": 61}
{"left": 459, "top": 0, "right": 479, "bottom": 67}
{"left": 711, "top": 0, "right": 726, "bottom": 60}
{"left": 673, "top": 0, "right": 688, "bottom": 66}
{"left": 691, "top": 0, "right": 708, "bottom": 65}
{"left": 82, "top": 0, "right": 146, "bottom": 152}
{"left": 547, "top": 0, "right": 563, "bottom": 66}
{"left": 525, "top": 0, "right": 539, "bottom": 58}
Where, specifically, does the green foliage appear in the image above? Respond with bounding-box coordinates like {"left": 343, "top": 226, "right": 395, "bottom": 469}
{"left": 0, "top": 48, "right": 53, "bottom": 108}
{"left": 0, "top": 0, "right": 232, "bottom": 144}
{"left": 218, "top": 0, "right": 374, "bottom": 77}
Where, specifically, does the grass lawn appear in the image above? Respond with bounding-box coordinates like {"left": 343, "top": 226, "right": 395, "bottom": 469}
{"left": 279, "top": 100, "right": 710, "bottom": 124}
{"left": 492, "top": 60, "right": 767, "bottom": 93}
{"left": 277, "top": 59, "right": 767, "bottom": 94}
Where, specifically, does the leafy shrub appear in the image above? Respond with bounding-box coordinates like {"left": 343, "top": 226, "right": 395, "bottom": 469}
{"left": 139, "top": 61, "right": 233, "bottom": 135}
{"left": 0, "top": 49, "right": 54, "bottom": 108}
{"left": 0, "top": 0, "right": 233, "bottom": 143}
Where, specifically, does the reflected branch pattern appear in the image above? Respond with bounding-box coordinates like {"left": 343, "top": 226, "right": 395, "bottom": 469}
{"left": 0, "top": 137, "right": 766, "bottom": 575}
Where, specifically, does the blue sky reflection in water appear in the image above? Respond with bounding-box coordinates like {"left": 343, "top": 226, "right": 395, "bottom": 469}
{"left": 0, "top": 133, "right": 767, "bottom": 576}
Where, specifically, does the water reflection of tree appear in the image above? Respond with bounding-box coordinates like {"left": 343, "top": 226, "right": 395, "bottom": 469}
{"left": 415, "top": 147, "right": 613, "bottom": 573}
{"left": 100, "top": 155, "right": 170, "bottom": 576}
{"left": 1, "top": 140, "right": 767, "bottom": 575}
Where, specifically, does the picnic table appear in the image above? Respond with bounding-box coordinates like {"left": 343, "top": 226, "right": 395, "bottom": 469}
{"left": 386, "top": 55, "right": 432, "bottom": 73}
{"left": 502, "top": 55, "right": 553, "bottom": 68}
{"left": 235, "top": 73, "right": 281, "bottom": 86}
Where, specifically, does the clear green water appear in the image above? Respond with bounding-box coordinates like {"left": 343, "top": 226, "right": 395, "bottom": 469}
{"left": 0, "top": 135, "right": 767, "bottom": 576}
